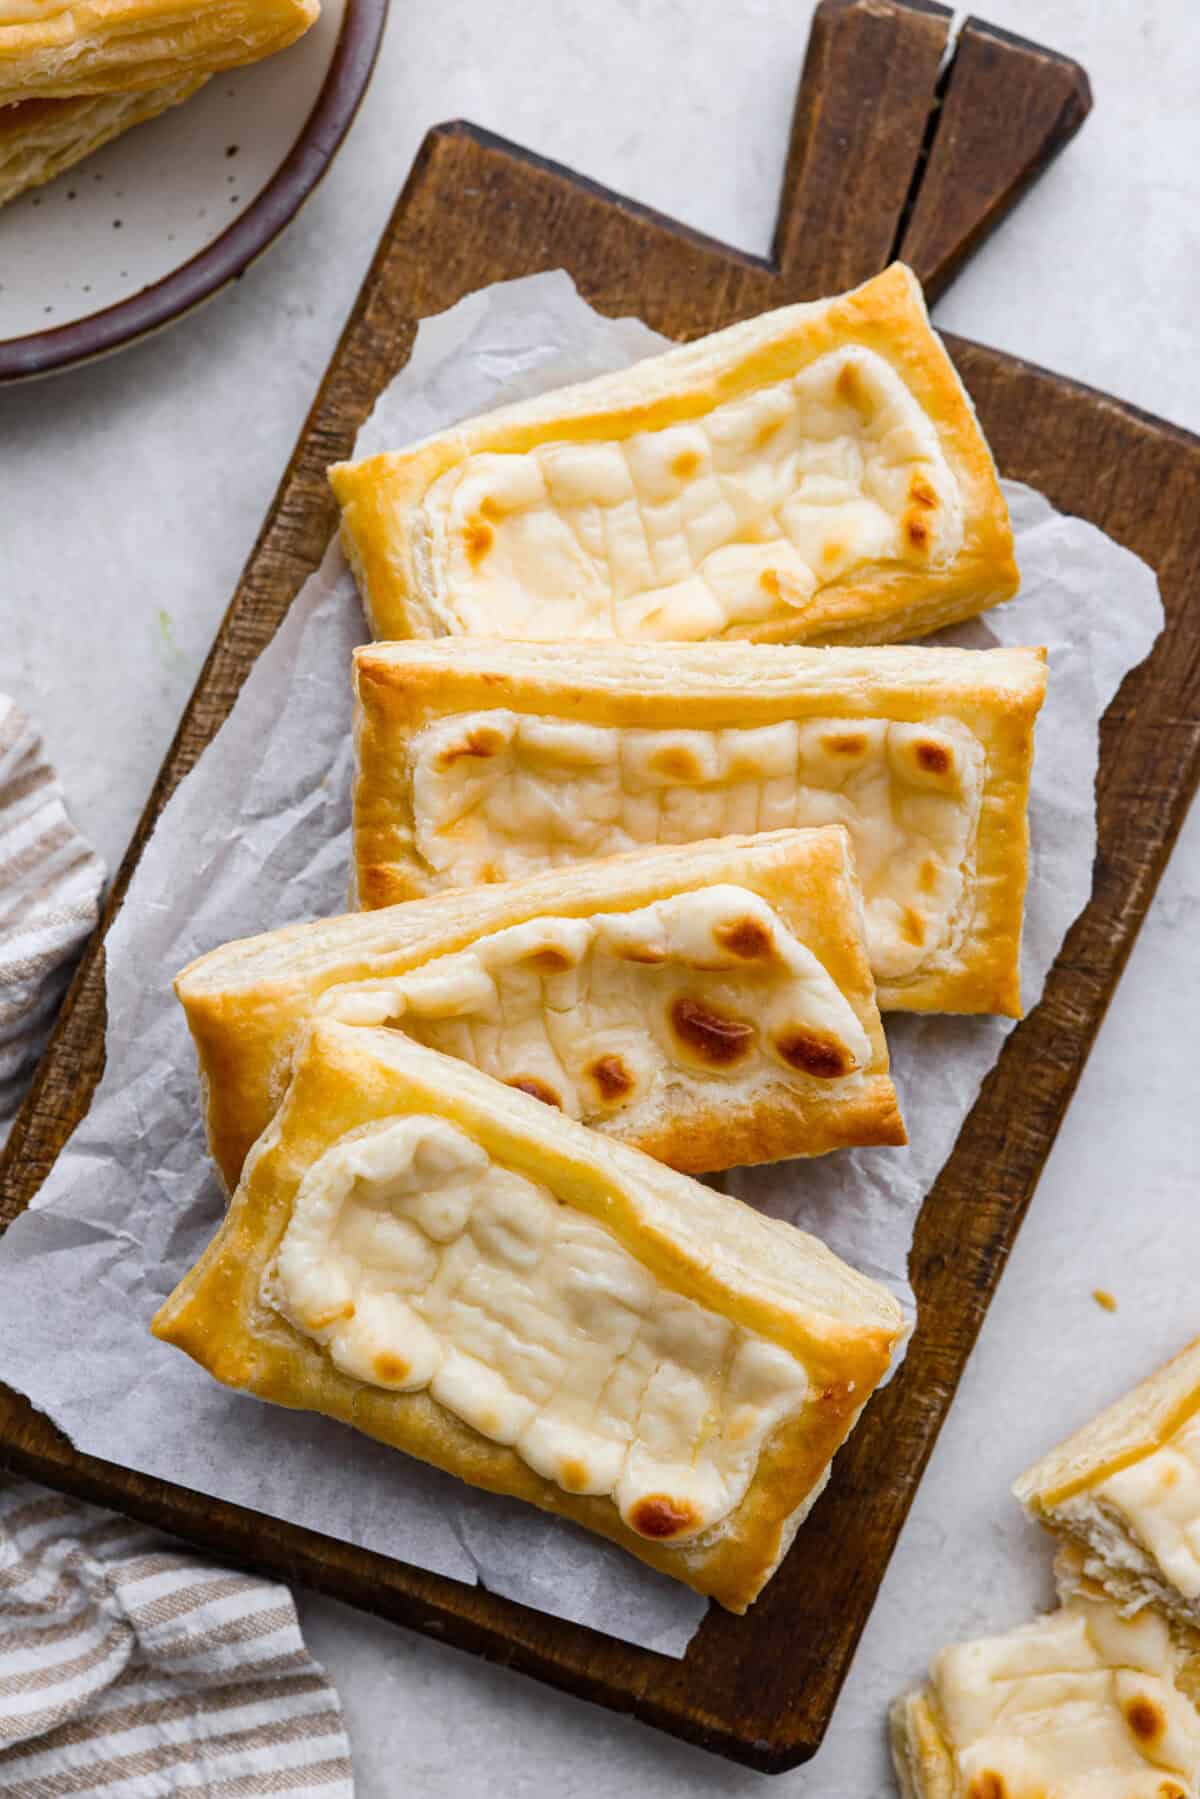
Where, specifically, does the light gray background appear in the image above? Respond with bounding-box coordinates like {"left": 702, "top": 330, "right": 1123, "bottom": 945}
{"left": 2, "top": 2, "right": 1198, "bottom": 1792}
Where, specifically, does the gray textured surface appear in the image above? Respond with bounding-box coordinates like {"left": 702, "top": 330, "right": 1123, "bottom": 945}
{"left": 1, "top": 2, "right": 1197, "bottom": 1792}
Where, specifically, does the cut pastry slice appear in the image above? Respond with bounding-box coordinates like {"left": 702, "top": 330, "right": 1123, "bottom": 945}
{"left": 353, "top": 638, "right": 1047, "bottom": 1016}
{"left": 0, "top": 77, "right": 205, "bottom": 207}
{"left": 153, "top": 1022, "right": 907, "bottom": 1612}
{"left": 891, "top": 1581, "right": 1200, "bottom": 1799}
{"left": 176, "top": 831, "right": 903, "bottom": 1192}
{"left": 0, "top": 0, "right": 319, "bottom": 108}
{"left": 330, "top": 264, "right": 1017, "bottom": 648}
{"left": 1015, "top": 1338, "right": 1200, "bottom": 1638}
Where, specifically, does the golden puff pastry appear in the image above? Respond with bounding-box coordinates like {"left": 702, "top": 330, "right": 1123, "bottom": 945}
{"left": 353, "top": 639, "right": 1047, "bottom": 1016}
{"left": 0, "top": 0, "right": 318, "bottom": 107}
{"left": 891, "top": 1580, "right": 1200, "bottom": 1799}
{"left": 1015, "top": 1338, "right": 1200, "bottom": 1637}
{"left": 329, "top": 263, "right": 1018, "bottom": 648}
{"left": 152, "top": 1021, "right": 907, "bottom": 1612}
{"left": 0, "top": 78, "right": 204, "bottom": 206}
{"left": 176, "top": 830, "right": 904, "bottom": 1193}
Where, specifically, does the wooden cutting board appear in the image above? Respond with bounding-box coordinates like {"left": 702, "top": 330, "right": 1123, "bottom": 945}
{"left": 4, "top": 0, "right": 1200, "bottom": 1774}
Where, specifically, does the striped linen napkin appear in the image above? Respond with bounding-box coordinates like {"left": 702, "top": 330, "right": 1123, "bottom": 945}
{"left": 0, "top": 1481, "right": 355, "bottom": 1795}
{"left": 0, "top": 695, "right": 105, "bottom": 1140}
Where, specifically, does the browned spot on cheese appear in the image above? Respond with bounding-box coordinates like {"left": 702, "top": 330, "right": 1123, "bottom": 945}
{"left": 918, "top": 856, "right": 940, "bottom": 895}
{"left": 755, "top": 415, "right": 783, "bottom": 448}
{"left": 908, "top": 474, "right": 938, "bottom": 510}
{"left": 915, "top": 739, "right": 952, "bottom": 776}
{"left": 587, "top": 1055, "right": 634, "bottom": 1102}
{"left": 520, "top": 946, "right": 574, "bottom": 973}
{"left": 438, "top": 725, "right": 506, "bottom": 766}
{"left": 373, "top": 1352, "right": 410, "bottom": 1384}
{"left": 477, "top": 863, "right": 502, "bottom": 884}
{"left": 821, "top": 540, "right": 845, "bottom": 565}
{"left": 507, "top": 1076, "right": 562, "bottom": 1109}
{"left": 905, "top": 513, "right": 931, "bottom": 551}
{"left": 648, "top": 745, "right": 704, "bottom": 782}
{"left": 901, "top": 906, "right": 926, "bottom": 946}
{"left": 967, "top": 1777, "right": 1007, "bottom": 1799}
{"left": 1092, "top": 1287, "right": 1118, "bottom": 1313}
{"left": 1160, "top": 1784, "right": 1188, "bottom": 1799}
{"left": 671, "top": 448, "right": 701, "bottom": 479}
{"left": 715, "top": 915, "right": 774, "bottom": 960}
{"left": 824, "top": 731, "right": 868, "bottom": 757}
{"left": 775, "top": 1027, "right": 852, "bottom": 1079}
{"left": 1161, "top": 1463, "right": 1180, "bottom": 1488}
{"left": 307, "top": 1302, "right": 356, "bottom": 1331}
{"left": 463, "top": 518, "right": 494, "bottom": 565}
{"left": 560, "top": 1458, "right": 590, "bottom": 1492}
{"left": 670, "top": 997, "right": 755, "bottom": 1066}
{"left": 835, "top": 362, "right": 861, "bottom": 407}
{"left": 760, "top": 568, "right": 782, "bottom": 599}
{"left": 629, "top": 1495, "right": 699, "bottom": 1540}
{"left": 479, "top": 496, "right": 504, "bottom": 521}
{"left": 1125, "top": 1695, "right": 1165, "bottom": 1744}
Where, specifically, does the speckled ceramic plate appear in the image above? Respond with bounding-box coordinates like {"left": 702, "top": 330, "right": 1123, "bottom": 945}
{"left": 0, "top": 0, "right": 386, "bottom": 382}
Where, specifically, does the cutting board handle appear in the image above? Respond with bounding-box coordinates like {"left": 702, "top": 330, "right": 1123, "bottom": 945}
{"left": 773, "top": 0, "right": 1091, "bottom": 302}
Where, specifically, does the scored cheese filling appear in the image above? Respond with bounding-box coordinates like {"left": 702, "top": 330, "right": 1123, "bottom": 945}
{"left": 323, "top": 885, "right": 873, "bottom": 1124}
{"left": 408, "top": 713, "right": 984, "bottom": 983}
{"left": 414, "top": 345, "right": 964, "bottom": 641}
{"left": 924, "top": 1597, "right": 1200, "bottom": 1797}
{"left": 1057, "top": 1414, "right": 1200, "bottom": 1624}
{"left": 268, "top": 1117, "right": 812, "bottom": 1542}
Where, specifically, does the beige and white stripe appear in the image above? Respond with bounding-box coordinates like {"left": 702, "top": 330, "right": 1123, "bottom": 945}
{"left": 0, "top": 695, "right": 105, "bottom": 1138}
{"left": 0, "top": 1480, "right": 354, "bottom": 1795}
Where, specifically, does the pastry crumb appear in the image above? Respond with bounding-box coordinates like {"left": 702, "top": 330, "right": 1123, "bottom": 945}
{"left": 1092, "top": 1288, "right": 1118, "bottom": 1313}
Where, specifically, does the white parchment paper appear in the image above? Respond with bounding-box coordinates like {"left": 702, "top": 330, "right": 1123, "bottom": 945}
{"left": 0, "top": 274, "right": 1163, "bottom": 1657}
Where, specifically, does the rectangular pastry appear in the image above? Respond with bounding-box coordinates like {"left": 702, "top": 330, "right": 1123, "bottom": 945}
{"left": 329, "top": 263, "right": 1018, "bottom": 647}
{"left": 0, "top": 0, "right": 318, "bottom": 107}
{"left": 1014, "top": 1338, "right": 1200, "bottom": 1636}
{"left": 891, "top": 1579, "right": 1200, "bottom": 1798}
{"left": 0, "top": 80, "right": 205, "bottom": 207}
{"left": 176, "top": 830, "right": 904, "bottom": 1192}
{"left": 152, "top": 1021, "right": 907, "bottom": 1611}
{"left": 352, "top": 639, "right": 1047, "bottom": 1016}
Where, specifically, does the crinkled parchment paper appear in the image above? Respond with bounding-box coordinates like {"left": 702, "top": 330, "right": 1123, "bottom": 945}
{"left": 0, "top": 273, "right": 1163, "bottom": 1656}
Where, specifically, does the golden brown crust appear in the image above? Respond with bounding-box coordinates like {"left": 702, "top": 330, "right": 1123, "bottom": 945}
{"left": 351, "top": 639, "right": 1047, "bottom": 1017}
{"left": 0, "top": 0, "right": 318, "bottom": 106}
{"left": 153, "top": 1022, "right": 906, "bottom": 1612}
{"left": 330, "top": 263, "right": 1017, "bottom": 647}
{"left": 889, "top": 1690, "right": 956, "bottom": 1799}
{"left": 1015, "top": 1337, "right": 1200, "bottom": 1514}
{"left": 0, "top": 77, "right": 205, "bottom": 205}
{"left": 177, "top": 830, "right": 902, "bottom": 1191}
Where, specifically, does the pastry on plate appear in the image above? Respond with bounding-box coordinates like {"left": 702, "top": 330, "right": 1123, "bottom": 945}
{"left": 176, "top": 830, "right": 904, "bottom": 1191}
{"left": 0, "top": 78, "right": 205, "bottom": 206}
{"left": 890, "top": 1576, "right": 1200, "bottom": 1798}
{"left": 153, "top": 1021, "right": 907, "bottom": 1611}
{"left": 353, "top": 639, "right": 1047, "bottom": 1016}
{"left": 0, "top": 0, "right": 319, "bottom": 107}
{"left": 1015, "top": 1337, "right": 1200, "bottom": 1635}
{"left": 330, "top": 263, "right": 1018, "bottom": 647}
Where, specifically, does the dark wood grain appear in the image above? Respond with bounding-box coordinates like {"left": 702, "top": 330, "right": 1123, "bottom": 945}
{"left": 900, "top": 16, "right": 1093, "bottom": 299}
{"left": 0, "top": 5, "right": 1179, "bottom": 1777}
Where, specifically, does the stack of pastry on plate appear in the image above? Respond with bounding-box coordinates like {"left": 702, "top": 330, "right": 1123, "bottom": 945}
{"left": 0, "top": 0, "right": 319, "bottom": 207}
{"left": 154, "top": 264, "right": 1050, "bottom": 1614}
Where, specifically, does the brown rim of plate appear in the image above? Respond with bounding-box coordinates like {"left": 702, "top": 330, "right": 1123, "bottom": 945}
{"left": 0, "top": 0, "right": 389, "bottom": 384}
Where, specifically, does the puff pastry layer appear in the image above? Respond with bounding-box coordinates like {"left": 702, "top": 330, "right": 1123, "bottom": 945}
{"left": 330, "top": 264, "right": 1017, "bottom": 648}
{"left": 0, "top": 0, "right": 318, "bottom": 106}
{"left": 1016, "top": 1338, "right": 1200, "bottom": 1637}
{"left": 153, "top": 1022, "right": 906, "bottom": 1611}
{"left": 176, "top": 831, "right": 903, "bottom": 1192}
{"left": 353, "top": 639, "right": 1047, "bottom": 1015}
{"left": 891, "top": 1582, "right": 1200, "bottom": 1799}
{"left": 0, "top": 77, "right": 203, "bottom": 205}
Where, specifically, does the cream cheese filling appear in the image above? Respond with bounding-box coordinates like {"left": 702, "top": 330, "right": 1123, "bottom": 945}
{"left": 268, "top": 1116, "right": 811, "bottom": 1541}
{"left": 408, "top": 712, "right": 984, "bottom": 982}
{"left": 928, "top": 1597, "right": 1200, "bottom": 1796}
{"left": 416, "top": 346, "right": 964, "bottom": 641}
{"left": 323, "top": 886, "right": 873, "bottom": 1124}
{"left": 1063, "top": 1414, "right": 1200, "bottom": 1610}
